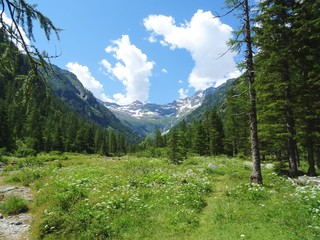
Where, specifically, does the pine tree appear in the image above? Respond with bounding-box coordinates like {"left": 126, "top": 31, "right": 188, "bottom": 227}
{"left": 167, "top": 129, "right": 184, "bottom": 164}
{"left": 223, "top": 78, "right": 250, "bottom": 157}
{"left": 154, "top": 128, "right": 164, "bottom": 148}
{"left": 0, "top": 0, "right": 60, "bottom": 70}
{"left": 205, "top": 109, "right": 224, "bottom": 155}
{"left": 0, "top": 101, "right": 12, "bottom": 150}
{"left": 226, "top": 0, "right": 262, "bottom": 183}
{"left": 291, "top": 0, "right": 320, "bottom": 176}
{"left": 193, "top": 121, "right": 208, "bottom": 156}
{"left": 255, "top": 0, "right": 299, "bottom": 177}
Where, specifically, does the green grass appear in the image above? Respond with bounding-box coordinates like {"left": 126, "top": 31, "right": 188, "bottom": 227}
{"left": 1, "top": 154, "right": 319, "bottom": 239}
{"left": 0, "top": 195, "right": 29, "bottom": 216}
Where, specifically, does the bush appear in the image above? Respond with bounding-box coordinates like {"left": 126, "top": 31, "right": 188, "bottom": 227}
{"left": 14, "top": 140, "right": 37, "bottom": 157}
{"left": 15, "top": 147, "right": 37, "bottom": 158}
{"left": 0, "top": 196, "right": 29, "bottom": 215}
{"left": 5, "top": 168, "right": 44, "bottom": 186}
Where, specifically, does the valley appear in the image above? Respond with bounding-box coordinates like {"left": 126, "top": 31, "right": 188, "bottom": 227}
{"left": 103, "top": 80, "right": 234, "bottom": 136}
{"left": 0, "top": 153, "right": 319, "bottom": 239}
{"left": 1, "top": 1, "right": 320, "bottom": 239}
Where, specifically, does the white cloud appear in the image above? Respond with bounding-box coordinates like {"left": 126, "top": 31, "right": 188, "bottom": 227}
{"left": 2, "top": 12, "right": 31, "bottom": 52}
{"left": 215, "top": 68, "right": 243, "bottom": 87}
{"left": 178, "top": 80, "right": 183, "bottom": 84}
{"left": 144, "top": 10, "right": 237, "bottom": 91}
{"left": 101, "top": 35, "right": 154, "bottom": 105}
{"left": 178, "top": 88, "right": 189, "bottom": 99}
{"left": 66, "top": 62, "right": 112, "bottom": 102}
{"left": 161, "top": 68, "right": 168, "bottom": 74}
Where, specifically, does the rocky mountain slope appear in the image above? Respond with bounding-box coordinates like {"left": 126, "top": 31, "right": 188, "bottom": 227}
{"left": 46, "top": 65, "right": 140, "bottom": 142}
{"left": 104, "top": 79, "right": 234, "bottom": 137}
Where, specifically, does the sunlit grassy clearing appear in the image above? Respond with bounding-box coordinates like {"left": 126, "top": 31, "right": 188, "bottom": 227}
{"left": 1, "top": 154, "right": 320, "bottom": 239}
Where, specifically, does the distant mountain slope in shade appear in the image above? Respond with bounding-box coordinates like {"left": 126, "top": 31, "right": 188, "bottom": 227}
{"left": 46, "top": 65, "right": 141, "bottom": 142}
{"left": 104, "top": 79, "right": 235, "bottom": 137}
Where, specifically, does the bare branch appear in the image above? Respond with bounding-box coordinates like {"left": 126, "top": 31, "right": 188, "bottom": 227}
{"left": 212, "top": 1, "right": 244, "bottom": 19}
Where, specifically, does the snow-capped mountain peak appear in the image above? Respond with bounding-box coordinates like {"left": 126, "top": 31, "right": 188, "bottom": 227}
{"left": 103, "top": 86, "right": 217, "bottom": 134}
{"left": 102, "top": 79, "right": 234, "bottom": 137}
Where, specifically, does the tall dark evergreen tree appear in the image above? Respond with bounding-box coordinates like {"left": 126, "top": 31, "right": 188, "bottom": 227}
{"left": 226, "top": 0, "right": 262, "bottom": 183}
{"left": 167, "top": 128, "right": 184, "bottom": 164}
{"left": 223, "top": 78, "right": 250, "bottom": 157}
{"left": 154, "top": 128, "right": 164, "bottom": 148}
{"left": 193, "top": 121, "right": 208, "bottom": 156}
{"left": 255, "top": 0, "right": 300, "bottom": 177}
{"left": 291, "top": 0, "right": 320, "bottom": 176}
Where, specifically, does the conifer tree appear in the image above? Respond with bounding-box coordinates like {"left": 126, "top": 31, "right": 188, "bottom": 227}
{"left": 225, "top": 0, "right": 262, "bottom": 183}
{"left": 154, "top": 128, "right": 164, "bottom": 148}
{"left": 223, "top": 78, "right": 250, "bottom": 157}
{"left": 255, "top": 0, "right": 299, "bottom": 177}
{"left": 291, "top": 0, "right": 320, "bottom": 176}
{"left": 0, "top": 0, "right": 60, "bottom": 70}
{"left": 167, "top": 128, "right": 184, "bottom": 164}
{"left": 193, "top": 121, "right": 208, "bottom": 156}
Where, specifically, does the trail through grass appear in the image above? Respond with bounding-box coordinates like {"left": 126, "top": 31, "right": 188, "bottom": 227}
{"left": 0, "top": 154, "right": 319, "bottom": 239}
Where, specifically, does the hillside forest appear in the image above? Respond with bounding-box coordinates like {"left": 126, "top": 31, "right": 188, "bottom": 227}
{"left": 1, "top": 1, "right": 320, "bottom": 239}
{"left": 0, "top": 0, "right": 320, "bottom": 180}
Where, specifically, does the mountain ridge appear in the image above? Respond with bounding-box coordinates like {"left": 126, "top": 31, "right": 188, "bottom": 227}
{"left": 103, "top": 79, "right": 234, "bottom": 137}
{"left": 46, "top": 65, "right": 141, "bottom": 142}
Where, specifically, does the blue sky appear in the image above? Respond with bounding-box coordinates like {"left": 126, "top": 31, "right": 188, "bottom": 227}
{"left": 25, "top": 0, "right": 245, "bottom": 104}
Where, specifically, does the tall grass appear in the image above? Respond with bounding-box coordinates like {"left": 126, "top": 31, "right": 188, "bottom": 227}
{"left": 0, "top": 195, "right": 29, "bottom": 216}
{"left": 1, "top": 154, "right": 319, "bottom": 239}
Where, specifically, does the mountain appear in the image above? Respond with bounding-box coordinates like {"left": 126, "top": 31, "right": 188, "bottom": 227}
{"left": 103, "top": 79, "right": 234, "bottom": 137}
{"left": 46, "top": 65, "right": 140, "bottom": 142}
{"left": 183, "top": 78, "right": 235, "bottom": 123}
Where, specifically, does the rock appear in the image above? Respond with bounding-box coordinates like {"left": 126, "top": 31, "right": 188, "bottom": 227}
{"left": 186, "top": 169, "right": 193, "bottom": 175}
{"left": 0, "top": 184, "right": 32, "bottom": 240}
{"left": 0, "top": 213, "right": 31, "bottom": 240}
{"left": 289, "top": 175, "right": 320, "bottom": 186}
{"left": 208, "top": 163, "right": 216, "bottom": 171}
{"left": 263, "top": 163, "right": 275, "bottom": 169}
{"left": 0, "top": 186, "right": 16, "bottom": 193}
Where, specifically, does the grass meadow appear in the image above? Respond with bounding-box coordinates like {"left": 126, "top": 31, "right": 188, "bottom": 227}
{"left": 1, "top": 153, "right": 320, "bottom": 239}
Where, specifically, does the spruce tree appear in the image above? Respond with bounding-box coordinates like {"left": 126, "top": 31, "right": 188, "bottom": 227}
{"left": 167, "top": 128, "right": 184, "bottom": 164}
{"left": 255, "top": 0, "right": 299, "bottom": 177}
{"left": 291, "top": 0, "right": 320, "bottom": 176}
{"left": 225, "top": 0, "right": 262, "bottom": 183}
{"left": 223, "top": 78, "right": 250, "bottom": 157}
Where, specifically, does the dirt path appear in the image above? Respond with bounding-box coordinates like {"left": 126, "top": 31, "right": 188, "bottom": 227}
{"left": 0, "top": 183, "right": 33, "bottom": 240}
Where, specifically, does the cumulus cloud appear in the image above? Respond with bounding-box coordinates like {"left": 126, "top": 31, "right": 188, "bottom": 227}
{"left": 144, "top": 10, "right": 237, "bottom": 91}
{"left": 66, "top": 62, "right": 112, "bottom": 102}
{"left": 215, "top": 68, "right": 242, "bottom": 87}
{"left": 101, "top": 35, "right": 154, "bottom": 105}
{"left": 2, "top": 12, "right": 31, "bottom": 52}
{"left": 161, "top": 68, "right": 168, "bottom": 74}
{"left": 178, "top": 88, "right": 189, "bottom": 99}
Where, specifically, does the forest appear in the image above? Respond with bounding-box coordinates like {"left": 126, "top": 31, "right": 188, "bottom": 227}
{"left": 1, "top": 0, "right": 320, "bottom": 179}
{"left": 0, "top": 0, "right": 320, "bottom": 239}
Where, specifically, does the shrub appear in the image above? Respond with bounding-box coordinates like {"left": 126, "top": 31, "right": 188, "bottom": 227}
{"left": 5, "top": 168, "right": 44, "bottom": 186}
{"left": 0, "top": 196, "right": 29, "bottom": 215}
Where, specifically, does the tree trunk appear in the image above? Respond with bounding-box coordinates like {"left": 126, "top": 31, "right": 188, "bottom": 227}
{"left": 286, "top": 105, "right": 298, "bottom": 177}
{"left": 316, "top": 147, "right": 320, "bottom": 169}
{"left": 302, "top": 71, "right": 316, "bottom": 176}
{"left": 305, "top": 119, "right": 316, "bottom": 176}
{"left": 244, "top": 0, "right": 262, "bottom": 184}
